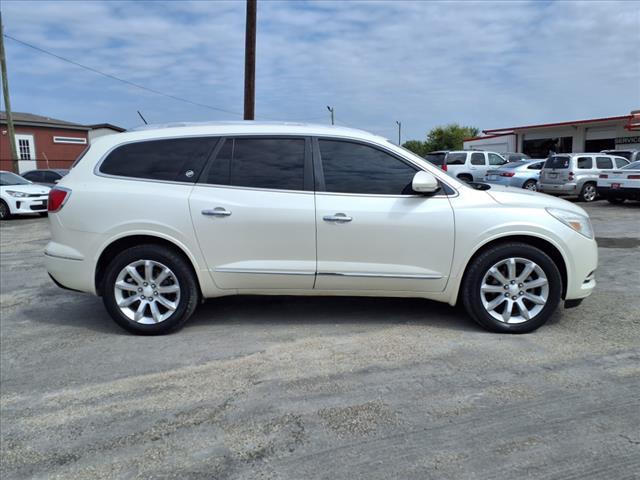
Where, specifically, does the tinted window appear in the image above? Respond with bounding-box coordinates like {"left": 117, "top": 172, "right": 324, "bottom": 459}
{"left": 204, "top": 138, "right": 305, "bottom": 190}
{"left": 488, "top": 153, "right": 506, "bottom": 165}
{"left": 577, "top": 157, "right": 592, "bottom": 169}
{"left": 545, "top": 156, "right": 570, "bottom": 169}
{"left": 319, "top": 140, "right": 417, "bottom": 195}
{"left": 424, "top": 152, "right": 446, "bottom": 166}
{"left": 446, "top": 153, "right": 467, "bottom": 165}
{"left": 527, "top": 162, "right": 544, "bottom": 170}
{"left": 22, "top": 171, "right": 42, "bottom": 182}
{"left": 100, "top": 137, "right": 218, "bottom": 182}
{"left": 596, "top": 157, "right": 613, "bottom": 169}
{"left": 43, "top": 171, "right": 61, "bottom": 182}
{"left": 614, "top": 157, "right": 629, "bottom": 168}
{"left": 471, "top": 152, "right": 485, "bottom": 165}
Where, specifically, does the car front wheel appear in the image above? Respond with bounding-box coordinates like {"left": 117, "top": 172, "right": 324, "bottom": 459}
{"left": 462, "top": 243, "right": 562, "bottom": 333}
{"left": 578, "top": 182, "right": 597, "bottom": 202}
{"left": 102, "top": 244, "right": 199, "bottom": 335}
{"left": 0, "top": 200, "right": 11, "bottom": 220}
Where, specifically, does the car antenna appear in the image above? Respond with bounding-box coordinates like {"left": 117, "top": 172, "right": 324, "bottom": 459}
{"left": 137, "top": 110, "right": 148, "bottom": 125}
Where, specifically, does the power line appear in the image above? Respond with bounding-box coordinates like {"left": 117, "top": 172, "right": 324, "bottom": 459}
{"left": 3, "top": 33, "right": 246, "bottom": 118}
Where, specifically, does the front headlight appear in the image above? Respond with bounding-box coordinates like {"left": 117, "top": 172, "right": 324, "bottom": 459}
{"left": 5, "top": 190, "right": 29, "bottom": 198}
{"left": 546, "top": 208, "right": 594, "bottom": 239}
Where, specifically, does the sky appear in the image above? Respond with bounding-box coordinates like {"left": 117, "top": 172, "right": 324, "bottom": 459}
{"left": 1, "top": 0, "right": 639, "bottom": 141}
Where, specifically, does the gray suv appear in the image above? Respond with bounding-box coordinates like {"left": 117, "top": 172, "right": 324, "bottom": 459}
{"left": 539, "top": 153, "right": 629, "bottom": 202}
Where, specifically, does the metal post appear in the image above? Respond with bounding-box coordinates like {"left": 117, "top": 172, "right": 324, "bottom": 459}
{"left": 244, "top": 0, "right": 257, "bottom": 120}
{"left": 0, "top": 13, "right": 19, "bottom": 172}
{"left": 327, "top": 106, "right": 334, "bottom": 125}
{"left": 396, "top": 121, "right": 402, "bottom": 145}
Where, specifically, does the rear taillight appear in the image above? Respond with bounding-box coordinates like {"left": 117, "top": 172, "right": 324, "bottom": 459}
{"left": 599, "top": 174, "right": 608, "bottom": 178}
{"left": 48, "top": 187, "right": 71, "bottom": 213}
{"left": 628, "top": 175, "right": 640, "bottom": 179}
{"left": 500, "top": 172, "right": 515, "bottom": 177}
{"left": 442, "top": 164, "right": 448, "bottom": 172}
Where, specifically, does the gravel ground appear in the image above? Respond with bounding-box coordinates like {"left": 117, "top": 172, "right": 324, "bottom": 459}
{"left": 1, "top": 201, "right": 639, "bottom": 479}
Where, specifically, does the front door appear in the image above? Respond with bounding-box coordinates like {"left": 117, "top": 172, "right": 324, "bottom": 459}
{"left": 189, "top": 136, "right": 316, "bottom": 290}
{"left": 314, "top": 139, "right": 455, "bottom": 292}
{"left": 15, "top": 134, "right": 36, "bottom": 173}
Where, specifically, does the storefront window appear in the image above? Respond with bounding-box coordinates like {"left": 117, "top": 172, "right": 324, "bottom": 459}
{"left": 522, "top": 137, "right": 573, "bottom": 158}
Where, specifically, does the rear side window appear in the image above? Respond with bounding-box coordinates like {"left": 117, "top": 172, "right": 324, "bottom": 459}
{"left": 596, "top": 157, "right": 613, "bottom": 169}
{"left": 488, "top": 153, "right": 506, "bottom": 165}
{"left": 545, "top": 156, "right": 570, "bottom": 169}
{"left": 470, "top": 152, "right": 485, "bottom": 165}
{"left": 446, "top": 153, "right": 467, "bottom": 165}
{"left": 424, "top": 152, "right": 445, "bottom": 165}
{"left": 318, "top": 139, "right": 417, "bottom": 195}
{"left": 204, "top": 137, "right": 305, "bottom": 191}
{"left": 527, "top": 162, "right": 544, "bottom": 170}
{"left": 577, "top": 157, "right": 593, "bottom": 169}
{"left": 100, "top": 137, "right": 218, "bottom": 182}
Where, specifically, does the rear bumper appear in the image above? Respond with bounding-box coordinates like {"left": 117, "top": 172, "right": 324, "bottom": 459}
{"left": 539, "top": 182, "right": 578, "bottom": 195}
{"left": 597, "top": 186, "right": 640, "bottom": 200}
{"left": 45, "top": 251, "right": 95, "bottom": 294}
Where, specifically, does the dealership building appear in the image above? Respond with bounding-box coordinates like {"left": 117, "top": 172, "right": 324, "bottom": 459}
{"left": 464, "top": 110, "right": 640, "bottom": 158}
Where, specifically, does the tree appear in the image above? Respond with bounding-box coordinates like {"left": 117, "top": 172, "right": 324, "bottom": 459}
{"left": 402, "top": 124, "right": 480, "bottom": 156}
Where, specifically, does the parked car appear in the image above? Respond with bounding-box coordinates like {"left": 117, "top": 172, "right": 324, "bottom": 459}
{"left": 444, "top": 150, "right": 507, "bottom": 182}
{"left": 538, "top": 153, "right": 630, "bottom": 202}
{"left": 46, "top": 123, "right": 597, "bottom": 335}
{"left": 502, "top": 152, "right": 531, "bottom": 163}
{"left": 423, "top": 150, "right": 449, "bottom": 171}
{"left": 0, "top": 171, "right": 50, "bottom": 220}
{"left": 601, "top": 149, "right": 639, "bottom": 162}
{"left": 597, "top": 160, "right": 640, "bottom": 203}
{"left": 484, "top": 160, "right": 545, "bottom": 191}
{"left": 22, "top": 168, "right": 69, "bottom": 187}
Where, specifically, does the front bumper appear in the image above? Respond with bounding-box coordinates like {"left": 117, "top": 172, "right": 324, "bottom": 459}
{"left": 538, "top": 182, "right": 578, "bottom": 196}
{"left": 6, "top": 195, "right": 49, "bottom": 214}
{"left": 597, "top": 186, "right": 640, "bottom": 200}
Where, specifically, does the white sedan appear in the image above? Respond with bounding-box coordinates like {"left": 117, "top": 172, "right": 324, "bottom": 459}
{"left": 597, "top": 160, "right": 640, "bottom": 204}
{"left": 0, "top": 171, "right": 51, "bottom": 220}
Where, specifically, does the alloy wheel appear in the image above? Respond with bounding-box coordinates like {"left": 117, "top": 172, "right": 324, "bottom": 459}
{"left": 480, "top": 257, "right": 549, "bottom": 324}
{"left": 583, "top": 184, "right": 596, "bottom": 202}
{"left": 524, "top": 181, "right": 537, "bottom": 191}
{"left": 113, "top": 259, "right": 181, "bottom": 324}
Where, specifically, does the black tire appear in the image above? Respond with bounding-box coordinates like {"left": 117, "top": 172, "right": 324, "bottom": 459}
{"left": 607, "top": 197, "right": 625, "bottom": 205}
{"left": 522, "top": 179, "right": 537, "bottom": 191}
{"left": 578, "top": 182, "right": 597, "bottom": 202}
{"left": 461, "top": 242, "right": 562, "bottom": 334}
{"left": 458, "top": 174, "right": 473, "bottom": 183}
{"left": 0, "top": 200, "right": 11, "bottom": 220}
{"left": 102, "top": 244, "right": 199, "bottom": 335}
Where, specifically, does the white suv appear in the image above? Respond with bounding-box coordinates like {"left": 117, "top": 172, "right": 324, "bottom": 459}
{"left": 444, "top": 150, "right": 508, "bottom": 182}
{"left": 45, "top": 123, "right": 597, "bottom": 335}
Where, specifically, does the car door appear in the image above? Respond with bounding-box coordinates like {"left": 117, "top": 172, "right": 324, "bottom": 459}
{"left": 189, "top": 136, "right": 316, "bottom": 290}
{"left": 313, "top": 138, "right": 455, "bottom": 293}
{"left": 469, "top": 152, "right": 486, "bottom": 181}
{"left": 487, "top": 153, "right": 507, "bottom": 179}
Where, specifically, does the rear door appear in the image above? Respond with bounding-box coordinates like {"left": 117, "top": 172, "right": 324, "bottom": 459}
{"left": 313, "top": 138, "right": 454, "bottom": 293}
{"left": 468, "top": 152, "right": 486, "bottom": 181}
{"left": 189, "top": 136, "right": 316, "bottom": 290}
{"left": 542, "top": 155, "right": 572, "bottom": 184}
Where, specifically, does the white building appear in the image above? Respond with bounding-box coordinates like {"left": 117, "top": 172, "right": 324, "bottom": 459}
{"left": 87, "top": 123, "right": 126, "bottom": 143}
{"left": 464, "top": 110, "right": 640, "bottom": 158}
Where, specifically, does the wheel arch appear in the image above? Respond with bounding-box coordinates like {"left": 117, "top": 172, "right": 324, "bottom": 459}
{"left": 455, "top": 234, "right": 568, "bottom": 305}
{"left": 95, "top": 234, "right": 202, "bottom": 297}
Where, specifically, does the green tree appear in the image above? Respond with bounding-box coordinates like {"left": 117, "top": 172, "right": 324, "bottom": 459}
{"left": 401, "top": 139, "right": 429, "bottom": 156}
{"left": 425, "top": 124, "right": 479, "bottom": 151}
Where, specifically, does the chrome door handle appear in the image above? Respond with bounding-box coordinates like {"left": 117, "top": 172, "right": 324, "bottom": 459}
{"left": 323, "top": 213, "right": 352, "bottom": 223}
{"left": 202, "top": 207, "right": 232, "bottom": 217}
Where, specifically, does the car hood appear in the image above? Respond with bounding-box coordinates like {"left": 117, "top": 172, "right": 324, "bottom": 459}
{"left": 0, "top": 184, "right": 50, "bottom": 195}
{"left": 485, "top": 184, "right": 588, "bottom": 216}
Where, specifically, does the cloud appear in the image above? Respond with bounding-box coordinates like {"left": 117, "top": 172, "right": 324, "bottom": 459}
{"left": 2, "top": 0, "right": 639, "bottom": 139}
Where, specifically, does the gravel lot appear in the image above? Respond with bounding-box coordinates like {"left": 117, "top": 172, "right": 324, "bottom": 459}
{"left": 1, "top": 201, "right": 639, "bottom": 479}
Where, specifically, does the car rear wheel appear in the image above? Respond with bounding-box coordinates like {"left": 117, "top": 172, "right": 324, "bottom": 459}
{"left": 578, "top": 182, "right": 597, "bottom": 202}
{"left": 522, "top": 179, "right": 537, "bottom": 191}
{"left": 462, "top": 243, "right": 562, "bottom": 333}
{"left": 0, "top": 200, "right": 11, "bottom": 220}
{"left": 102, "top": 244, "right": 199, "bottom": 335}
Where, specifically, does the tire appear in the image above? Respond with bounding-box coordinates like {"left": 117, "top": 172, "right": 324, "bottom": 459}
{"left": 458, "top": 174, "right": 473, "bottom": 183}
{"left": 522, "top": 179, "right": 537, "bottom": 191}
{"left": 461, "top": 242, "right": 562, "bottom": 334}
{"left": 578, "top": 182, "right": 597, "bottom": 202}
{"left": 102, "top": 244, "right": 199, "bottom": 335}
{"left": 607, "top": 197, "right": 625, "bottom": 205}
{"left": 0, "top": 200, "right": 11, "bottom": 220}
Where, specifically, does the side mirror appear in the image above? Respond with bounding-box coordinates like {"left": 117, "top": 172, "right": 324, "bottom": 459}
{"left": 412, "top": 171, "right": 440, "bottom": 194}
{"left": 54, "top": 179, "right": 60, "bottom": 184}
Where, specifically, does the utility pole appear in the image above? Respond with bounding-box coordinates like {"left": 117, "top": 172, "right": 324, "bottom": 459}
{"left": 327, "top": 106, "right": 334, "bottom": 125}
{"left": 0, "top": 12, "right": 19, "bottom": 172}
{"left": 244, "top": 0, "right": 257, "bottom": 120}
{"left": 396, "top": 120, "right": 402, "bottom": 145}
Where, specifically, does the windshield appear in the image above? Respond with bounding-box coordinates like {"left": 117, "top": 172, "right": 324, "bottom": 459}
{"left": 545, "top": 156, "right": 570, "bottom": 169}
{"left": 622, "top": 160, "right": 640, "bottom": 170}
{"left": 605, "top": 151, "right": 632, "bottom": 160}
{"left": 0, "top": 172, "right": 31, "bottom": 186}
